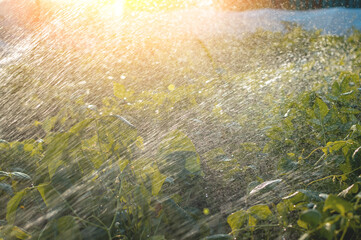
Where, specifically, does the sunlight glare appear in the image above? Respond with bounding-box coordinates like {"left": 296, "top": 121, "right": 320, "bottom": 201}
{"left": 47, "top": 0, "right": 213, "bottom": 12}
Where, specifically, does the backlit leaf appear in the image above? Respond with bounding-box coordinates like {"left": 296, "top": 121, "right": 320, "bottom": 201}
{"left": 56, "top": 216, "right": 81, "bottom": 240}
{"left": 114, "top": 82, "right": 126, "bottom": 99}
{"left": 8, "top": 226, "right": 31, "bottom": 240}
{"left": 23, "top": 144, "right": 33, "bottom": 152}
{"left": 6, "top": 189, "right": 27, "bottom": 224}
{"left": 248, "top": 205, "right": 272, "bottom": 220}
{"left": 43, "top": 132, "right": 71, "bottom": 179}
{"left": 113, "top": 83, "right": 134, "bottom": 99}
{"left": 37, "top": 183, "right": 51, "bottom": 206}
{"left": 283, "top": 189, "right": 321, "bottom": 204}
{"left": 338, "top": 183, "right": 359, "bottom": 198}
{"left": 69, "top": 118, "right": 94, "bottom": 134}
{"left": 248, "top": 215, "right": 257, "bottom": 228}
{"left": 99, "top": 115, "right": 137, "bottom": 148}
{"left": 297, "top": 219, "right": 308, "bottom": 229}
{"left": 135, "top": 136, "right": 144, "bottom": 150}
{"left": 249, "top": 179, "right": 282, "bottom": 195}
{"left": 43, "top": 116, "right": 57, "bottom": 133}
{"left": 118, "top": 159, "right": 129, "bottom": 172}
{"left": 326, "top": 141, "right": 347, "bottom": 153}
{"left": 158, "top": 130, "right": 201, "bottom": 175}
{"left": 323, "top": 195, "right": 352, "bottom": 216}
{"left": 227, "top": 209, "right": 248, "bottom": 234}
{"left": 90, "top": 155, "right": 103, "bottom": 169}
{"left": 151, "top": 167, "right": 166, "bottom": 196}
{"left": 314, "top": 98, "right": 329, "bottom": 121}
{"left": 299, "top": 209, "right": 322, "bottom": 227}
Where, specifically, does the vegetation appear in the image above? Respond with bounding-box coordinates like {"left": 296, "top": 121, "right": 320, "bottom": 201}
{"left": 1, "top": 21, "right": 361, "bottom": 239}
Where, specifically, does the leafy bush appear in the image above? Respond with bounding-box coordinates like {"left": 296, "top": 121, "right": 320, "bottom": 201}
{"left": 1, "top": 25, "right": 361, "bottom": 239}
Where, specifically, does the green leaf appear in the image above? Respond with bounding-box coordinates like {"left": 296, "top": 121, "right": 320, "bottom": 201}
{"left": 10, "top": 172, "right": 31, "bottom": 182}
{"left": 326, "top": 141, "right": 347, "bottom": 153}
{"left": 299, "top": 209, "right": 322, "bottom": 228}
{"left": 98, "top": 115, "right": 137, "bottom": 148}
{"left": 23, "top": 144, "right": 33, "bottom": 152}
{"left": 227, "top": 209, "right": 248, "bottom": 234}
{"left": 319, "top": 222, "right": 336, "bottom": 240}
{"left": 0, "top": 171, "right": 10, "bottom": 178}
{"left": 48, "top": 159, "right": 65, "bottom": 180}
{"left": 151, "top": 167, "right": 166, "bottom": 196}
{"left": 331, "top": 81, "right": 340, "bottom": 97}
{"left": 352, "top": 146, "right": 361, "bottom": 162}
{"left": 323, "top": 195, "right": 353, "bottom": 216}
{"left": 203, "top": 148, "right": 226, "bottom": 162}
{"left": 6, "top": 189, "right": 27, "bottom": 224}
{"left": 162, "top": 199, "right": 195, "bottom": 228}
{"left": 184, "top": 152, "right": 201, "bottom": 173}
{"left": 56, "top": 216, "right": 81, "bottom": 240}
{"left": 150, "top": 236, "right": 166, "bottom": 240}
{"left": 340, "top": 107, "right": 360, "bottom": 114}
{"left": 338, "top": 183, "right": 359, "bottom": 198}
{"left": 277, "top": 201, "right": 289, "bottom": 225}
{"left": 159, "top": 130, "right": 196, "bottom": 153}
{"left": 297, "top": 219, "right": 308, "bottom": 229}
{"left": 249, "top": 179, "right": 282, "bottom": 195}
{"left": 339, "top": 73, "right": 358, "bottom": 96}
{"left": 356, "top": 192, "right": 361, "bottom": 199}
{"left": 314, "top": 98, "right": 329, "bottom": 121}
{"left": 69, "top": 118, "right": 94, "bottom": 134}
{"left": 8, "top": 226, "right": 31, "bottom": 240}
{"left": 43, "top": 132, "right": 71, "bottom": 179}
{"left": 247, "top": 181, "right": 261, "bottom": 194}
{"left": 0, "top": 183, "right": 13, "bottom": 196}
{"left": 283, "top": 189, "right": 321, "bottom": 204}
{"left": 158, "top": 130, "right": 201, "bottom": 175}
{"left": 39, "top": 216, "right": 81, "bottom": 240}
{"left": 0, "top": 139, "right": 10, "bottom": 149}
{"left": 266, "top": 127, "right": 283, "bottom": 141}
{"left": 201, "top": 234, "right": 233, "bottom": 240}
{"left": 43, "top": 116, "right": 58, "bottom": 133}
{"left": 248, "top": 205, "right": 272, "bottom": 220}
{"left": 135, "top": 136, "right": 144, "bottom": 150}
{"left": 113, "top": 83, "right": 134, "bottom": 100}
{"left": 118, "top": 158, "right": 129, "bottom": 172}
{"left": 113, "top": 82, "right": 126, "bottom": 99}
{"left": 248, "top": 214, "right": 257, "bottom": 228}
{"left": 37, "top": 183, "right": 51, "bottom": 206}
{"left": 90, "top": 155, "right": 103, "bottom": 169}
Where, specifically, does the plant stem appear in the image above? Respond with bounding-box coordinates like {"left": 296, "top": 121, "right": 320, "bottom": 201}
{"left": 320, "top": 119, "right": 327, "bottom": 146}
{"left": 95, "top": 119, "right": 106, "bottom": 163}
{"left": 340, "top": 219, "right": 350, "bottom": 240}
{"left": 109, "top": 175, "right": 124, "bottom": 232}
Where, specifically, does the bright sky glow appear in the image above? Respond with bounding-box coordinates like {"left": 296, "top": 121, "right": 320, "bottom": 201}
{"left": 39, "top": 0, "right": 214, "bottom": 24}
{"left": 46, "top": 0, "right": 213, "bottom": 10}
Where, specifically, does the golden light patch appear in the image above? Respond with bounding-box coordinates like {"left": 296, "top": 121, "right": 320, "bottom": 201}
{"left": 168, "top": 84, "right": 175, "bottom": 91}
{"left": 203, "top": 208, "right": 210, "bottom": 215}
